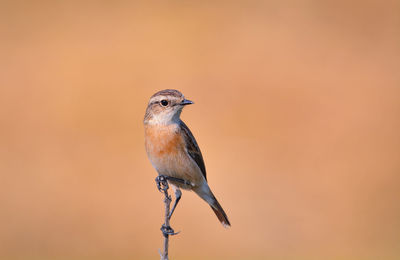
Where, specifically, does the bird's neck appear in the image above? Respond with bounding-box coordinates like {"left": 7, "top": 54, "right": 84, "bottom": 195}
{"left": 144, "top": 111, "right": 182, "bottom": 126}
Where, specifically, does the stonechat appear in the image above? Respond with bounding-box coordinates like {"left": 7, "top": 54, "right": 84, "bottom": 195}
{"left": 144, "top": 89, "right": 230, "bottom": 227}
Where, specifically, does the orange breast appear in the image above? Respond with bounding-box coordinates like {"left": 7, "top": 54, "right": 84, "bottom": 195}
{"left": 144, "top": 124, "right": 184, "bottom": 158}
{"left": 144, "top": 124, "right": 204, "bottom": 187}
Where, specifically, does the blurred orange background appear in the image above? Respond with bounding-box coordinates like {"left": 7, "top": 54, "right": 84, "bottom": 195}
{"left": 1, "top": 1, "right": 399, "bottom": 260}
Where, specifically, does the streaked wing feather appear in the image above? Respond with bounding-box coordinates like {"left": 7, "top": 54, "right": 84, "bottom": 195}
{"left": 180, "top": 121, "right": 207, "bottom": 180}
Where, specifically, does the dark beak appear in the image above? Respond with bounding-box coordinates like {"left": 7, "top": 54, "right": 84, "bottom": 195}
{"left": 180, "top": 99, "right": 194, "bottom": 106}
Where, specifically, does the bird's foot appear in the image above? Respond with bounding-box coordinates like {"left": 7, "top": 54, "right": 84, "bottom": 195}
{"left": 155, "top": 175, "right": 169, "bottom": 193}
{"left": 160, "top": 224, "right": 179, "bottom": 237}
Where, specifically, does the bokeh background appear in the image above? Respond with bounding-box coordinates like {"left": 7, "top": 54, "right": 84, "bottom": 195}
{"left": 1, "top": 1, "right": 400, "bottom": 259}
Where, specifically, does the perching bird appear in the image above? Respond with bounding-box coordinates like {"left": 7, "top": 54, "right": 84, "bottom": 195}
{"left": 144, "top": 89, "right": 230, "bottom": 228}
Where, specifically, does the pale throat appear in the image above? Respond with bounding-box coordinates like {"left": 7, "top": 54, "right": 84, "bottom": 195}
{"left": 146, "top": 109, "right": 182, "bottom": 126}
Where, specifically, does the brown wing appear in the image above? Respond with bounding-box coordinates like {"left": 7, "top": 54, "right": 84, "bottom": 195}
{"left": 180, "top": 120, "right": 207, "bottom": 180}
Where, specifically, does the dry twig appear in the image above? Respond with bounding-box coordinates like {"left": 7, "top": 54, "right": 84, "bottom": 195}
{"left": 156, "top": 176, "right": 179, "bottom": 260}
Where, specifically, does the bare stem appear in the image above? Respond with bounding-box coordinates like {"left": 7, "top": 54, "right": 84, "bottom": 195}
{"left": 156, "top": 176, "right": 175, "bottom": 260}
{"left": 161, "top": 190, "right": 171, "bottom": 260}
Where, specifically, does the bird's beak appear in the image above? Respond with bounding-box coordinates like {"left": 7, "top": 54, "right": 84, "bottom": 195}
{"left": 180, "top": 99, "right": 194, "bottom": 106}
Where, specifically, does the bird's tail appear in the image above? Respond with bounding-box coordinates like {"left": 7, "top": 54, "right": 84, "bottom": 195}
{"left": 195, "top": 183, "right": 231, "bottom": 228}
{"left": 210, "top": 197, "right": 231, "bottom": 228}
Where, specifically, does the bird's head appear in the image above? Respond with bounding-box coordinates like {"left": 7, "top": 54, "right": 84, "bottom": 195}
{"left": 144, "top": 89, "right": 193, "bottom": 125}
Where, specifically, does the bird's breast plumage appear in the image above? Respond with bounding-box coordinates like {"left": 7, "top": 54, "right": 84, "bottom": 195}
{"left": 144, "top": 123, "right": 204, "bottom": 186}
{"left": 145, "top": 124, "right": 183, "bottom": 157}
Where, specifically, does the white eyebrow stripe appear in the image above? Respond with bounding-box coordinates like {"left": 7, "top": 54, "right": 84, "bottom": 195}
{"left": 149, "top": 95, "right": 183, "bottom": 104}
{"left": 149, "top": 95, "right": 166, "bottom": 103}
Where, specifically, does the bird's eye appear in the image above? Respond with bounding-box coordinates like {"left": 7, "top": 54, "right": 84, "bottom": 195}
{"left": 160, "top": 100, "right": 168, "bottom": 106}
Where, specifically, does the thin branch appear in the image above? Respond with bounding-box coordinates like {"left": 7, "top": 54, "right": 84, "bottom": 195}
{"left": 161, "top": 186, "right": 171, "bottom": 260}
{"left": 156, "top": 176, "right": 178, "bottom": 260}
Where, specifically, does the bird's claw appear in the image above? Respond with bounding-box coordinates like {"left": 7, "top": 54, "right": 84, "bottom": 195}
{"left": 155, "top": 175, "right": 169, "bottom": 193}
{"left": 161, "top": 224, "right": 179, "bottom": 237}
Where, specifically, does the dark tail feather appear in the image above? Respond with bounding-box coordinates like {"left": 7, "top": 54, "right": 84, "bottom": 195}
{"left": 210, "top": 198, "right": 231, "bottom": 228}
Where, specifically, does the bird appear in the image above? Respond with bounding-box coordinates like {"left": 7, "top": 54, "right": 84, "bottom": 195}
{"left": 144, "top": 89, "right": 230, "bottom": 229}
